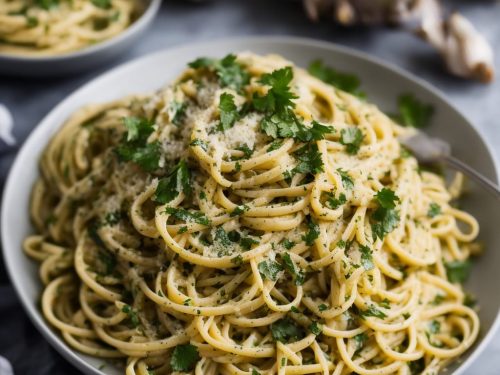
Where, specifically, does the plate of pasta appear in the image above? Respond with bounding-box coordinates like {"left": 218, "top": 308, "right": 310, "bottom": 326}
{"left": 2, "top": 37, "right": 500, "bottom": 375}
{"left": 0, "top": 0, "right": 162, "bottom": 75}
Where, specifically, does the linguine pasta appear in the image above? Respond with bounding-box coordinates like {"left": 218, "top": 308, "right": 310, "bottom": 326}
{"left": 0, "top": 0, "right": 140, "bottom": 56}
{"left": 24, "top": 53, "right": 480, "bottom": 374}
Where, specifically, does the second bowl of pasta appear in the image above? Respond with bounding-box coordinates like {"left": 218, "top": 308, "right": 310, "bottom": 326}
{"left": 0, "top": 0, "right": 162, "bottom": 76}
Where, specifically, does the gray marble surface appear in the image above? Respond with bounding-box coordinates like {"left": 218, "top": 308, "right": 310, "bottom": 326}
{"left": 0, "top": 0, "right": 499, "bottom": 373}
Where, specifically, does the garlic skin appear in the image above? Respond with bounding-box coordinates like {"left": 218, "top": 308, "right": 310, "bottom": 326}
{"left": 419, "top": 12, "right": 495, "bottom": 83}
{"left": 302, "top": 0, "right": 495, "bottom": 83}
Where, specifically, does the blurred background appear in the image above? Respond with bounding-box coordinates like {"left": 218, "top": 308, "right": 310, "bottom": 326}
{"left": 0, "top": 0, "right": 499, "bottom": 374}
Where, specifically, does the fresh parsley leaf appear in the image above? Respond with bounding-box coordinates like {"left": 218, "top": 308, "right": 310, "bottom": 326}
{"left": 431, "top": 294, "right": 445, "bottom": 305}
{"left": 170, "top": 101, "right": 187, "bottom": 126}
{"left": 354, "top": 333, "right": 368, "bottom": 356}
{"left": 308, "top": 59, "right": 363, "bottom": 97}
{"left": 309, "top": 321, "right": 322, "bottom": 335}
{"left": 427, "top": 203, "right": 441, "bottom": 218}
{"left": 104, "top": 211, "right": 122, "bottom": 226}
{"left": 302, "top": 215, "right": 320, "bottom": 246}
{"left": 170, "top": 344, "right": 200, "bottom": 372}
{"left": 464, "top": 293, "right": 477, "bottom": 307}
{"left": 379, "top": 298, "right": 391, "bottom": 309}
{"left": 35, "top": 0, "right": 59, "bottom": 10}
{"left": 164, "top": 207, "right": 211, "bottom": 226}
{"left": 230, "top": 204, "right": 249, "bottom": 217}
{"left": 429, "top": 320, "right": 441, "bottom": 334}
{"left": 359, "top": 245, "right": 374, "bottom": 271}
{"left": 189, "top": 54, "right": 250, "bottom": 91}
{"left": 408, "top": 358, "right": 425, "bottom": 375}
{"left": 240, "top": 237, "right": 259, "bottom": 251}
{"left": 291, "top": 143, "right": 324, "bottom": 176}
{"left": 371, "top": 188, "right": 400, "bottom": 241}
{"left": 325, "top": 192, "right": 347, "bottom": 209}
{"left": 153, "top": 160, "right": 192, "bottom": 204}
{"left": 211, "top": 227, "right": 234, "bottom": 249}
{"left": 121, "top": 304, "right": 139, "bottom": 327}
{"left": 115, "top": 117, "right": 160, "bottom": 172}
{"left": 267, "top": 140, "right": 283, "bottom": 152}
{"left": 252, "top": 370, "right": 261, "bottom": 375}
{"left": 235, "top": 144, "right": 253, "bottom": 159}
{"left": 375, "top": 188, "right": 400, "bottom": 209}
{"left": 91, "top": 0, "right": 111, "bottom": 9}
{"left": 340, "top": 127, "right": 364, "bottom": 155}
{"left": 190, "top": 138, "right": 208, "bottom": 151}
{"left": 271, "top": 318, "right": 305, "bottom": 343}
{"left": 26, "top": 16, "right": 38, "bottom": 27}
{"left": 360, "top": 304, "right": 387, "bottom": 319}
{"left": 122, "top": 116, "right": 154, "bottom": 142}
{"left": 116, "top": 142, "right": 161, "bottom": 172}
{"left": 255, "top": 67, "right": 297, "bottom": 112}
{"left": 337, "top": 169, "right": 354, "bottom": 190}
{"left": 318, "top": 303, "right": 328, "bottom": 312}
{"left": 281, "top": 239, "right": 295, "bottom": 250}
{"left": 219, "top": 93, "right": 238, "bottom": 131}
{"left": 445, "top": 260, "right": 471, "bottom": 283}
{"left": 258, "top": 259, "right": 283, "bottom": 281}
{"left": 281, "top": 253, "right": 305, "bottom": 285}
{"left": 98, "top": 250, "right": 116, "bottom": 275}
{"left": 397, "top": 93, "right": 434, "bottom": 128}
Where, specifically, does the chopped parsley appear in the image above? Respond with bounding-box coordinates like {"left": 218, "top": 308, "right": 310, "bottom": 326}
{"left": 91, "top": 0, "right": 112, "bottom": 9}
{"left": 230, "top": 204, "right": 250, "bottom": 217}
{"left": 98, "top": 250, "right": 116, "bottom": 275}
{"left": 170, "top": 101, "right": 187, "bottom": 126}
{"left": 235, "top": 144, "right": 254, "bottom": 159}
{"left": 359, "top": 304, "right": 387, "bottom": 319}
{"left": 267, "top": 140, "right": 283, "bottom": 152}
{"left": 240, "top": 237, "right": 259, "bottom": 251}
{"left": 340, "top": 127, "right": 364, "bottom": 155}
{"left": 354, "top": 333, "right": 368, "bottom": 356}
{"left": 164, "top": 207, "right": 211, "bottom": 226}
{"left": 115, "top": 116, "right": 160, "bottom": 172}
{"left": 308, "top": 59, "right": 363, "bottom": 97}
{"left": 325, "top": 192, "right": 347, "bottom": 209}
{"left": 429, "top": 320, "right": 441, "bottom": 334}
{"left": 258, "top": 259, "right": 283, "bottom": 281}
{"left": 271, "top": 318, "right": 305, "bottom": 343}
{"left": 281, "top": 239, "right": 295, "bottom": 250}
{"left": 218, "top": 93, "right": 238, "bottom": 131}
{"left": 427, "top": 203, "right": 441, "bottom": 218}
{"left": 309, "top": 321, "right": 322, "bottom": 335}
{"left": 121, "top": 304, "right": 139, "bottom": 327}
{"left": 254, "top": 67, "right": 333, "bottom": 141}
{"left": 190, "top": 138, "right": 208, "bottom": 151}
{"left": 337, "top": 169, "right": 354, "bottom": 190}
{"left": 396, "top": 93, "right": 434, "bottom": 128}
{"left": 301, "top": 215, "right": 320, "bottom": 245}
{"left": 359, "top": 245, "right": 374, "bottom": 271}
{"left": 281, "top": 253, "right": 305, "bottom": 285}
{"left": 153, "top": 160, "right": 192, "bottom": 204}
{"left": 290, "top": 143, "right": 324, "bottom": 176}
{"left": 445, "top": 260, "right": 471, "bottom": 283}
{"left": 371, "top": 188, "right": 400, "bottom": 241}
{"left": 318, "top": 303, "right": 328, "bottom": 312}
{"left": 170, "top": 344, "right": 200, "bottom": 372}
{"left": 188, "top": 54, "right": 250, "bottom": 92}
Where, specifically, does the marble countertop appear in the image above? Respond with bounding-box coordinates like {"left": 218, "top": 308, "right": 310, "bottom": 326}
{"left": 0, "top": 0, "right": 499, "bottom": 373}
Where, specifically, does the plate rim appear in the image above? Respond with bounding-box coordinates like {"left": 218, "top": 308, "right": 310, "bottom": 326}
{"left": 2, "top": 35, "right": 499, "bottom": 375}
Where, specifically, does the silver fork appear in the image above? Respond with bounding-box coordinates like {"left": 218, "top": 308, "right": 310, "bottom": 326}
{"left": 399, "top": 132, "right": 500, "bottom": 200}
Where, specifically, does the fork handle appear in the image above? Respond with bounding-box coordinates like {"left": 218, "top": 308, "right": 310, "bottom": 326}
{"left": 444, "top": 156, "right": 500, "bottom": 200}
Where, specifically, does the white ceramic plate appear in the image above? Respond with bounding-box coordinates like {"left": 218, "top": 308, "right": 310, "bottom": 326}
{"left": 0, "top": 0, "right": 162, "bottom": 76}
{"left": 2, "top": 37, "right": 499, "bottom": 375}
